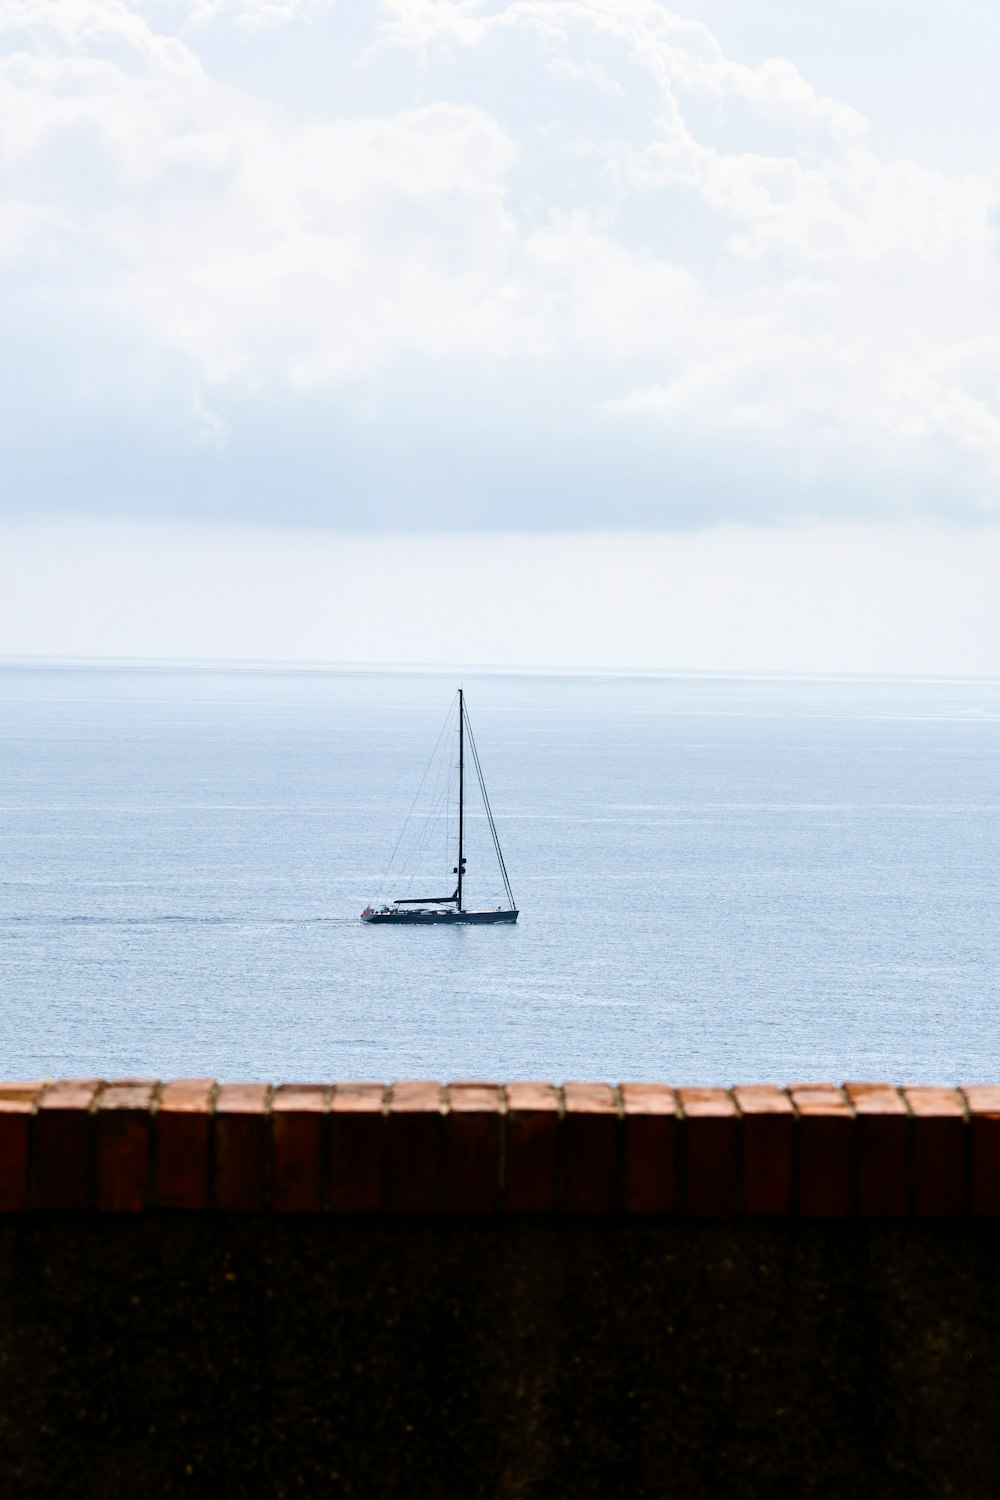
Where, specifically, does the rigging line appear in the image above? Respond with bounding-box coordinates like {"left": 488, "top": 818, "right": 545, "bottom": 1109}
{"left": 393, "top": 764, "right": 454, "bottom": 896}
{"left": 417, "top": 756, "right": 456, "bottom": 883}
{"left": 470, "top": 748, "right": 514, "bottom": 910}
{"left": 448, "top": 768, "right": 458, "bottom": 880}
{"left": 374, "top": 700, "right": 453, "bottom": 904}
{"left": 445, "top": 729, "right": 457, "bottom": 884}
{"left": 465, "top": 805, "right": 504, "bottom": 905}
{"left": 395, "top": 799, "right": 443, "bottom": 895}
{"left": 381, "top": 710, "right": 451, "bottom": 898}
{"left": 390, "top": 735, "right": 458, "bottom": 898}
{"left": 464, "top": 704, "right": 516, "bottom": 909}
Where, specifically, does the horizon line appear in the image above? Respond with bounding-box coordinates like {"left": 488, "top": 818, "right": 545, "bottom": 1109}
{"left": 2, "top": 654, "right": 999, "bottom": 689}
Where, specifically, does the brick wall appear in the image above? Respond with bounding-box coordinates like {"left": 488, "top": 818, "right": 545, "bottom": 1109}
{"left": 3, "top": 1077, "right": 1000, "bottom": 1215}
{"left": 6, "top": 1078, "right": 1000, "bottom": 1498}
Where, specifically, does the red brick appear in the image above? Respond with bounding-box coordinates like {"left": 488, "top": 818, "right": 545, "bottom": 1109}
{"left": 904, "top": 1086, "right": 967, "bottom": 1217}
{"left": 329, "top": 1083, "right": 385, "bottom": 1214}
{"left": 733, "top": 1085, "right": 794, "bottom": 1216}
{"left": 446, "top": 1082, "right": 501, "bottom": 1213}
{"left": 620, "top": 1083, "right": 676, "bottom": 1214}
{"left": 844, "top": 1082, "right": 908, "bottom": 1217}
{"left": 505, "top": 1082, "right": 559, "bottom": 1213}
{"left": 156, "top": 1079, "right": 215, "bottom": 1210}
{"left": 96, "top": 1081, "right": 156, "bottom": 1212}
{"left": 0, "top": 1083, "right": 45, "bottom": 1212}
{"left": 563, "top": 1083, "right": 618, "bottom": 1214}
{"left": 36, "top": 1080, "right": 103, "bottom": 1211}
{"left": 271, "top": 1085, "right": 327, "bottom": 1212}
{"left": 790, "top": 1085, "right": 853, "bottom": 1218}
{"left": 679, "top": 1088, "right": 738, "bottom": 1218}
{"left": 214, "top": 1083, "right": 270, "bottom": 1212}
{"left": 386, "top": 1081, "right": 443, "bottom": 1214}
{"left": 963, "top": 1086, "right": 1000, "bottom": 1216}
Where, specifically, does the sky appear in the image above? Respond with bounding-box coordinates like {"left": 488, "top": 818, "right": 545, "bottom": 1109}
{"left": 2, "top": 0, "right": 1000, "bottom": 671}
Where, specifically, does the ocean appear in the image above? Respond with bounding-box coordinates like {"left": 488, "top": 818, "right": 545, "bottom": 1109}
{"left": 1, "top": 663, "right": 999, "bottom": 1084}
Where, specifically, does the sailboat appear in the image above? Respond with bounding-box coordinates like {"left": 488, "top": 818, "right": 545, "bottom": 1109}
{"left": 361, "top": 689, "right": 518, "bottom": 925}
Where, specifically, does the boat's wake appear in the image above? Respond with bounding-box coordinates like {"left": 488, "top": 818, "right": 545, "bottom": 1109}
{"left": 4, "top": 914, "right": 359, "bottom": 928}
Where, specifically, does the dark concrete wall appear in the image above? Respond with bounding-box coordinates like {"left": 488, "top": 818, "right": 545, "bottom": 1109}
{"left": 2, "top": 1216, "right": 1000, "bottom": 1499}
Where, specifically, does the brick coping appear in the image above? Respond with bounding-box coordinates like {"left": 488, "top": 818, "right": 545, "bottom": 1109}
{"left": 1, "top": 1079, "right": 999, "bottom": 1216}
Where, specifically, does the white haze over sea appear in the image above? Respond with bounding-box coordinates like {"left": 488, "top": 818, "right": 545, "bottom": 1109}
{"left": 2, "top": 517, "right": 1000, "bottom": 679}
{"left": 2, "top": 662, "right": 1000, "bottom": 1085}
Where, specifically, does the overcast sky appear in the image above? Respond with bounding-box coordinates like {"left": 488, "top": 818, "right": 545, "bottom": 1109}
{"left": 2, "top": 1, "right": 1000, "bottom": 669}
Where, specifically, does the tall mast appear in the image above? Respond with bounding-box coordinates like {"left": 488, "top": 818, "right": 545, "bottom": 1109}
{"left": 456, "top": 688, "right": 465, "bottom": 910}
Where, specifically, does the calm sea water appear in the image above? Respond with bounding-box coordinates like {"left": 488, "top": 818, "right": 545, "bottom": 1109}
{"left": 1, "top": 664, "right": 999, "bottom": 1084}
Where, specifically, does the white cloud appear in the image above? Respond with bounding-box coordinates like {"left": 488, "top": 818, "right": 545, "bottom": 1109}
{"left": 179, "top": 0, "right": 338, "bottom": 31}
{"left": 192, "top": 390, "right": 231, "bottom": 449}
{"left": 544, "top": 56, "right": 623, "bottom": 94}
{"left": 2, "top": 0, "right": 1000, "bottom": 519}
{"left": 1, "top": 6, "right": 522, "bottom": 379}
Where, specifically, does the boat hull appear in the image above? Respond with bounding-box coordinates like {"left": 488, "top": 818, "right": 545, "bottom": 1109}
{"left": 363, "top": 909, "right": 518, "bottom": 925}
